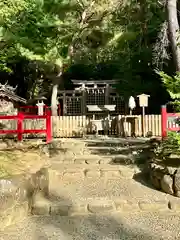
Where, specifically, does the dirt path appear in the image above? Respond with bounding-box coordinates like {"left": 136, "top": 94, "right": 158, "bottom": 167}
{"left": 1, "top": 212, "right": 180, "bottom": 240}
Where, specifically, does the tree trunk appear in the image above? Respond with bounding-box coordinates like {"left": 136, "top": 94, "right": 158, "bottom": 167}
{"left": 51, "top": 71, "right": 62, "bottom": 116}
{"left": 167, "top": 0, "right": 180, "bottom": 71}
{"left": 51, "top": 84, "right": 58, "bottom": 116}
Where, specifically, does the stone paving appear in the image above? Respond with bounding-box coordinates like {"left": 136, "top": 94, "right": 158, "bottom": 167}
{"left": 31, "top": 137, "right": 180, "bottom": 216}
{"left": 32, "top": 170, "right": 180, "bottom": 216}
{"left": 1, "top": 136, "right": 180, "bottom": 239}
{"left": 1, "top": 212, "right": 180, "bottom": 239}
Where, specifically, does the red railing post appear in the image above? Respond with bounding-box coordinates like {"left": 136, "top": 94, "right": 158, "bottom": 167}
{"left": 17, "top": 112, "right": 24, "bottom": 141}
{"left": 46, "top": 110, "right": 52, "bottom": 143}
{"left": 161, "top": 105, "right": 167, "bottom": 138}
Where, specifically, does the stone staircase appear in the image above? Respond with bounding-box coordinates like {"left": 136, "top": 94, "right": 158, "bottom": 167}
{"left": 50, "top": 137, "right": 149, "bottom": 164}
{"left": 31, "top": 137, "right": 180, "bottom": 216}
{"left": 3, "top": 137, "right": 180, "bottom": 239}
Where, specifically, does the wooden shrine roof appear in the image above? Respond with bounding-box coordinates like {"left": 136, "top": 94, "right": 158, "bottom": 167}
{"left": 0, "top": 83, "right": 27, "bottom": 103}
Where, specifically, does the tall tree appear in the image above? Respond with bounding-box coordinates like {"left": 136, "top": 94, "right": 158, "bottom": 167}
{"left": 0, "top": 0, "right": 121, "bottom": 115}
{"left": 167, "top": 0, "right": 180, "bottom": 71}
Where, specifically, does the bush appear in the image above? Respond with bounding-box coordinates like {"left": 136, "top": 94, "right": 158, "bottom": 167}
{"left": 153, "top": 132, "right": 180, "bottom": 159}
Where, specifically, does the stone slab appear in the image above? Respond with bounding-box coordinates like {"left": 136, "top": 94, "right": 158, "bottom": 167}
{"left": 168, "top": 199, "right": 180, "bottom": 211}
{"left": 50, "top": 164, "right": 136, "bottom": 179}
{"left": 138, "top": 201, "right": 168, "bottom": 211}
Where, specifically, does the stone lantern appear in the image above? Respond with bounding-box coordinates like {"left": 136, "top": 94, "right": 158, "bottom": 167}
{"left": 36, "top": 96, "right": 47, "bottom": 115}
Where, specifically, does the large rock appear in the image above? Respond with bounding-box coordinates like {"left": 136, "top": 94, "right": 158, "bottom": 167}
{"left": 146, "top": 159, "right": 180, "bottom": 197}
{"left": 150, "top": 171, "right": 161, "bottom": 190}
{"left": 148, "top": 162, "right": 175, "bottom": 195}
{"left": 0, "top": 167, "right": 49, "bottom": 229}
{"left": 160, "top": 174, "right": 173, "bottom": 195}
{"left": 166, "top": 166, "right": 176, "bottom": 176}
{"left": 27, "top": 167, "right": 49, "bottom": 197}
{"left": 27, "top": 167, "right": 49, "bottom": 213}
{"left": 31, "top": 191, "right": 50, "bottom": 215}
{"left": 0, "top": 175, "right": 28, "bottom": 230}
{"left": 173, "top": 168, "right": 180, "bottom": 197}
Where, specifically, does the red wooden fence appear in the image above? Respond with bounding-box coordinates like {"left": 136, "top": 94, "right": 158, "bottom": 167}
{"left": 0, "top": 110, "right": 52, "bottom": 143}
{"left": 161, "top": 105, "right": 180, "bottom": 138}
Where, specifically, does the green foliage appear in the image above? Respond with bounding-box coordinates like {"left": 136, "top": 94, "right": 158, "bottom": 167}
{"left": 154, "top": 132, "right": 180, "bottom": 159}
{"left": 0, "top": 0, "right": 123, "bottom": 71}
{"left": 158, "top": 71, "right": 180, "bottom": 99}
{"left": 0, "top": 0, "right": 168, "bottom": 104}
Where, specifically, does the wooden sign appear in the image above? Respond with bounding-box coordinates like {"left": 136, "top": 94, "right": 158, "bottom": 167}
{"left": 137, "top": 94, "right": 150, "bottom": 107}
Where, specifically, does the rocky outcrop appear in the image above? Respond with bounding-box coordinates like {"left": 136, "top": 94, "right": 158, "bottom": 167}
{"left": 148, "top": 162, "right": 180, "bottom": 197}
{"left": 0, "top": 167, "right": 49, "bottom": 230}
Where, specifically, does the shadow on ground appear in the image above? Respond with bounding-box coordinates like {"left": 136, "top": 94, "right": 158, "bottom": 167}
{"left": 133, "top": 172, "right": 158, "bottom": 192}
{"left": 1, "top": 192, "right": 163, "bottom": 240}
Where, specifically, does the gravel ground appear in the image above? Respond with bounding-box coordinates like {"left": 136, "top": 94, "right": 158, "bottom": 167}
{"left": 49, "top": 175, "right": 177, "bottom": 204}
{"left": 1, "top": 211, "right": 180, "bottom": 240}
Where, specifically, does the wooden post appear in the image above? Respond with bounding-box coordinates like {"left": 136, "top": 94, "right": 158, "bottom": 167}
{"left": 137, "top": 94, "right": 150, "bottom": 137}
{"left": 82, "top": 89, "right": 86, "bottom": 115}
{"left": 105, "top": 84, "right": 109, "bottom": 105}
{"left": 63, "top": 92, "right": 66, "bottom": 115}
{"left": 161, "top": 105, "right": 167, "bottom": 138}
{"left": 58, "top": 104, "right": 61, "bottom": 116}
{"left": 46, "top": 110, "right": 52, "bottom": 143}
{"left": 142, "top": 106, "right": 145, "bottom": 137}
{"left": 17, "top": 112, "right": 24, "bottom": 141}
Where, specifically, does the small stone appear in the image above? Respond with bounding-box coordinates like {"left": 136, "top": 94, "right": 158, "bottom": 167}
{"left": 74, "top": 159, "right": 85, "bottom": 164}
{"left": 168, "top": 200, "right": 180, "bottom": 211}
{"left": 50, "top": 203, "right": 87, "bottom": 216}
{"left": 138, "top": 201, "right": 168, "bottom": 211}
{"left": 31, "top": 191, "right": 50, "bottom": 215}
{"left": 63, "top": 171, "right": 84, "bottom": 179}
{"left": 115, "top": 200, "right": 139, "bottom": 211}
{"left": 99, "top": 159, "right": 111, "bottom": 164}
{"left": 50, "top": 204, "right": 71, "bottom": 216}
{"left": 85, "top": 170, "right": 101, "bottom": 178}
{"left": 85, "top": 159, "right": 99, "bottom": 164}
{"left": 161, "top": 174, "right": 174, "bottom": 195}
{"left": 87, "top": 201, "right": 115, "bottom": 213}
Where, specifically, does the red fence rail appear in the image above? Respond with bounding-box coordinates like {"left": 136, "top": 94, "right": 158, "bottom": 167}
{"left": 0, "top": 110, "right": 52, "bottom": 143}
{"left": 161, "top": 105, "right": 180, "bottom": 138}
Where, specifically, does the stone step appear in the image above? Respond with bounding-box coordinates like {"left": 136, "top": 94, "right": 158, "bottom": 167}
{"left": 49, "top": 163, "right": 139, "bottom": 179}
{"left": 87, "top": 144, "right": 149, "bottom": 151}
{"left": 52, "top": 154, "right": 134, "bottom": 165}
{"left": 51, "top": 140, "right": 149, "bottom": 164}
{"left": 32, "top": 195, "right": 173, "bottom": 216}
{"left": 58, "top": 144, "right": 149, "bottom": 155}
{"left": 31, "top": 173, "right": 180, "bottom": 216}
{"left": 57, "top": 138, "right": 149, "bottom": 153}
